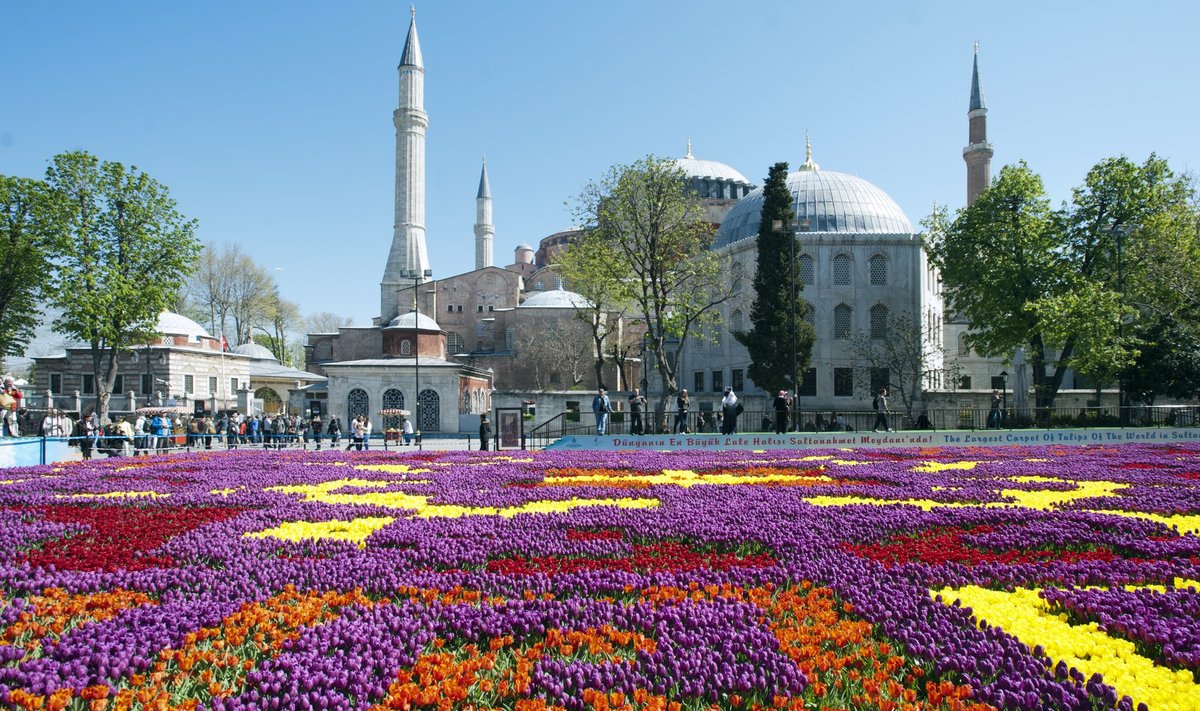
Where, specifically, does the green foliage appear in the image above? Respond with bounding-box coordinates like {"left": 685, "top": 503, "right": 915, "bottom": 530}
{"left": 553, "top": 235, "right": 635, "bottom": 389}
{"left": 1123, "top": 315, "right": 1200, "bottom": 403}
{"left": 735, "top": 162, "right": 815, "bottom": 394}
{"left": 572, "top": 155, "right": 735, "bottom": 408}
{"left": 42, "top": 151, "right": 201, "bottom": 422}
{"left": 927, "top": 155, "right": 1196, "bottom": 409}
{"left": 0, "top": 176, "right": 56, "bottom": 357}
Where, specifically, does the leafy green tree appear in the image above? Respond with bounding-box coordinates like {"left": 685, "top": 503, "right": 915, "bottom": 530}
{"left": 1122, "top": 314, "right": 1200, "bottom": 404}
{"left": 0, "top": 176, "right": 57, "bottom": 357}
{"left": 927, "top": 156, "right": 1194, "bottom": 412}
{"left": 735, "top": 162, "right": 815, "bottom": 395}
{"left": 554, "top": 236, "right": 635, "bottom": 390}
{"left": 43, "top": 151, "right": 200, "bottom": 423}
{"left": 572, "top": 155, "right": 737, "bottom": 414}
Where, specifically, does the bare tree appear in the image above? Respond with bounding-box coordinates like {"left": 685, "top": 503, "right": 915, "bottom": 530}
{"left": 846, "top": 311, "right": 947, "bottom": 423}
{"left": 307, "top": 311, "right": 354, "bottom": 334}
{"left": 512, "top": 320, "right": 593, "bottom": 391}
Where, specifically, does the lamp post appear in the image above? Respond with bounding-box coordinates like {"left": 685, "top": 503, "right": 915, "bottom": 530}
{"left": 999, "top": 370, "right": 1008, "bottom": 429}
{"left": 411, "top": 268, "right": 432, "bottom": 450}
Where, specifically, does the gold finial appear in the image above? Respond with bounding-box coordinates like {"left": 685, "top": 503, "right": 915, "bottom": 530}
{"left": 685, "top": 137, "right": 693, "bottom": 158}
{"left": 799, "top": 131, "right": 820, "bottom": 171}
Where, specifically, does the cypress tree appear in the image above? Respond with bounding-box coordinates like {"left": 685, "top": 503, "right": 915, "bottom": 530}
{"left": 735, "top": 162, "right": 815, "bottom": 395}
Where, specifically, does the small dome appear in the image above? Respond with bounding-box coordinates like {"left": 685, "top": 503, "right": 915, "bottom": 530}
{"left": 384, "top": 311, "right": 442, "bottom": 331}
{"left": 673, "top": 154, "right": 752, "bottom": 185}
{"left": 519, "top": 289, "right": 592, "bottom": 309}
{"left": 156, "top": 311, "right": 211, "bottom": 340}
{"left": 713, "top": 169, "right": 913, "bottom": 249}
{"left": 231, "top": 342, "right": 277, "bottom": 360}
{"left": 516, "top": 242, "right": 533, "bottom": 251}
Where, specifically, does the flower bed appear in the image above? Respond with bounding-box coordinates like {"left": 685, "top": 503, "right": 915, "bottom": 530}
{"left": 1, "top": 444, "right": 1199, "bottom": 710}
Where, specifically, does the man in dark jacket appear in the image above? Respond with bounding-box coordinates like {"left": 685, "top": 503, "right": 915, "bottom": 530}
{"left": 479, "top": 415, "right": 492, "bottom": 451}
{"left": 773, "top": 390, "right": 791, "bottom": 434}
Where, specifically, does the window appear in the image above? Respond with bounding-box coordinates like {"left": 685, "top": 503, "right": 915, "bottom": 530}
{"left": 991, "top": 376, "right": 1006, "bottom": 390}
{"left": 799, "top": 255, "right": 815, "bottom": 286}
{"left": 694, "top": 371, "right": 705, "bottom": 393}
{"left": 799, "top": 368, "right": 817, "bottom": 397}
{"left": 870, "top": 368, "right": 890, "bottom": 394}
{"left": 730, "top": 309, "right": 744, "bottom": 334}
{"left": 731, "top": 369, "right": 744, "bottom": 391}
{"left": 382, "top": 388, "right": 404, "bottom": 411}
{"left": 957, "top": 333, "right": 971, "bottom": 357}
{"left": 834, "top": 368, "right": 854, "bottom": 397}
{"left": 869, "top": 304, "right": 889, "bottom": 339}
{"left": 82, "top": 374, "right": 94, "bottom": 394}
{"left": 533, "top": 281, "right": 545, "bottom": 291}
{"left": 230, "top": 377, "right": 239, "bottom": 393}
{"left": 959, "top": 375, "right": 972, "bottom": 390}
{"left": 447, "top": 332, "right": 465, "bottom": 354}
{"left": 869, "top": 254, "right": 888, "bottom": 285}
{"left": 833, "top": 254, "right": 852, "bottom": 285}
{"left": 802, "top": 301, "right": 814, "bottom": 325}
{"left": 731, "top": 262, "right": 744, "bottom": 292}
{"left": 549, "top": 372, "right": 561, "bottom": 385}
{"left": 477, "top": 305, "right": 484, "bottom": 312}
{"left": 209, "top": 376, "right": 218, "bottom": 395}
{"left": 553, "top": 275, "right": 565, "bottom": 290}
{"left": 488, "top": 305, "right": 494, "bottom": 312}
{"left": 711, "top": 370, "right": 724, "bottom": 393}
{"left": 184, "top": 375, "right": 194, "bottom": 394}
{"left": 400, "top": 339, "right": 412, "bottom": 356}
{"left": 347, "top": 388, "right": 369, "bottom": 420}
{"left": 457, "top": 305, "right": 463, "bottom": 312}
{"left": 111, "top": 375, "right": 123, "bottom": 394}
{"left": 141, "top": 374, "right": 151, "bottom": 395}
{"left": 833, "top": 304, "right": 852, "bottom": 339}
{"left": 50, "top": 373, "right": 62, "bottom": 394}
{"left": 505, "top": 326, "right": 515, "bottom": 352}
{"left": 447, "top": 304, "right": 454, "bottom": 313}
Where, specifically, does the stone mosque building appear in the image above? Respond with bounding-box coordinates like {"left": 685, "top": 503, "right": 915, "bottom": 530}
{"left": 305, "top": 12, "right": 1031, "bottom": 432}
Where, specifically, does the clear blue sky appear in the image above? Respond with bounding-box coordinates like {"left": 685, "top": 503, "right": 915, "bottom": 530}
{"left": 3, "top": 0, "right": 1197, "bottom": 345}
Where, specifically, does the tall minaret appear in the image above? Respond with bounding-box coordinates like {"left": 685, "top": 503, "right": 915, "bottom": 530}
{"left": 963, "top": 42, "right": 993, "bottom": 206}
{"left": 474, "top": 158, "right": 494, "bottom": 269}
{"left": 380, "top": 7, "right": 431, "bottom": 320}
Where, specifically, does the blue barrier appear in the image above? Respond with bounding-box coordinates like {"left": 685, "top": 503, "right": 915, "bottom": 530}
{"left": 0, "top": 437, "right": 74, "bottom": 467}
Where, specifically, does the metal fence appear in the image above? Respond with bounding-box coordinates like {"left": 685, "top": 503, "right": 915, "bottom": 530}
{"left": 528, "top": 404, "right": 1200, "bottom": 448}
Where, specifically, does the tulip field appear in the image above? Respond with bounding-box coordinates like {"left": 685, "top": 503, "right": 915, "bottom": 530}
{"left": 2, "top": 444, "right": 1200, "bottom": 711}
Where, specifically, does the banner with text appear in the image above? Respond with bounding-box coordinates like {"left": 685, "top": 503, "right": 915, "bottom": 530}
{"left": 546, "top": 428, "right": 1200, "bottom": 451}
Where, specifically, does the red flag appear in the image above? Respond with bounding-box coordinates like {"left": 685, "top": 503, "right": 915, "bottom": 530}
{"left": 221, "top": 335, "right": 229, "bottom": 352}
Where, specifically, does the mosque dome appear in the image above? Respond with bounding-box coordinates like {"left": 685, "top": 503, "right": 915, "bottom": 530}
{"left": 519, "top": 289, "right": 592, "bottom": 309}
{"left": 671, "top": 140, "right": 754, "bottom": 204}
{"left": 156, "top": 311, "right": 211, "bottom": 341}
{"left": 231, "top": 342, "right": 277, "bottom": 360}
{"left": 384, "top": 311, "right": 442, "bottom": 331}
{"left": 713, "top": 160, "right": 913, "bottom": 250}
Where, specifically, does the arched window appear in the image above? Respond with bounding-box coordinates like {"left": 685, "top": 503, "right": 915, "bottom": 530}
{"left": 869, "top": 254, "right": 888, "bottom": 285}
{"left": 505, "top": 325, "right": 515, "bottom": 352}
{"left": 833, "top": 254, "right": 852, "bottom": 285}
{"left": 802, "top": 301, "right": 815, "bottom": 325}
{"left": 730, "top": 309, "right": 744, "bottom": 334}
{"left": 870, "top": 304, "right": 889, "bottom": 339}
{"left": 417, "top": 389, "right": 440, "bottom": 432}
{"left": 799, "top": 255, "right": 815, "bottom": 286}
{"left": 958, "top": 332, "right": 971, "bottom": 357}
{"left": 731, "top": 262, "right": 745, "bottom": 292}
{"left": 553, "top": 275, "right": 565, "bottom": 290}
{"left": 347, "top": 388, "right": 369, "bottom": 421}
{"left": 833, "top": 304, "right": 852, "bottom": 339}
{"left": 382, "top": 388, "right": 404, "bottom": 411}
{"left": 533, "top": 281, "right": 545, "bottom": 291}
{"left": 400, "top": 339, "right": 412, "bottom": 356}
{"left": 446, "top": 331, "right": 465, "bottom": 354}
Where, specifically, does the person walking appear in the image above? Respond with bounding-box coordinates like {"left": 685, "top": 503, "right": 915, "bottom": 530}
{"left": 773, "top": 390, "right": 791, "bottom": 434}
{"left": 674, "top": 390, "right": 690, "bottom": 434}
{"left": 873, "top": 387, "right": 892, "bottom": 432}
{"left": 720, "top": 388, "right": 741, "bottom": 435}
{"left": 362, "top": 417, "right": 373, "bottom": 450}
{"left": 327, "top": 416, "right": 341, "bottom": 448}
{"left": 402, "top": 416, "right": 414, "bottom": 445}
{"left": 987, "top": 389, "right": 1003, "bottom": 429}
{"left": 627, "top": 388, "right": 647, "bottom": 436}
{"left": 591, "top": 387, "right": 613, "bottom": 436}
{"left": 479, "top": 414, "right": 492, "bottom": 451}
{"left": 310, "top": 414, "right": 323, "bottom": 450}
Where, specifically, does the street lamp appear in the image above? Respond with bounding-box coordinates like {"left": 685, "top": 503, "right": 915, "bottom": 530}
{"left": 411, "top": 268, "right": 432, "bottom": 450}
